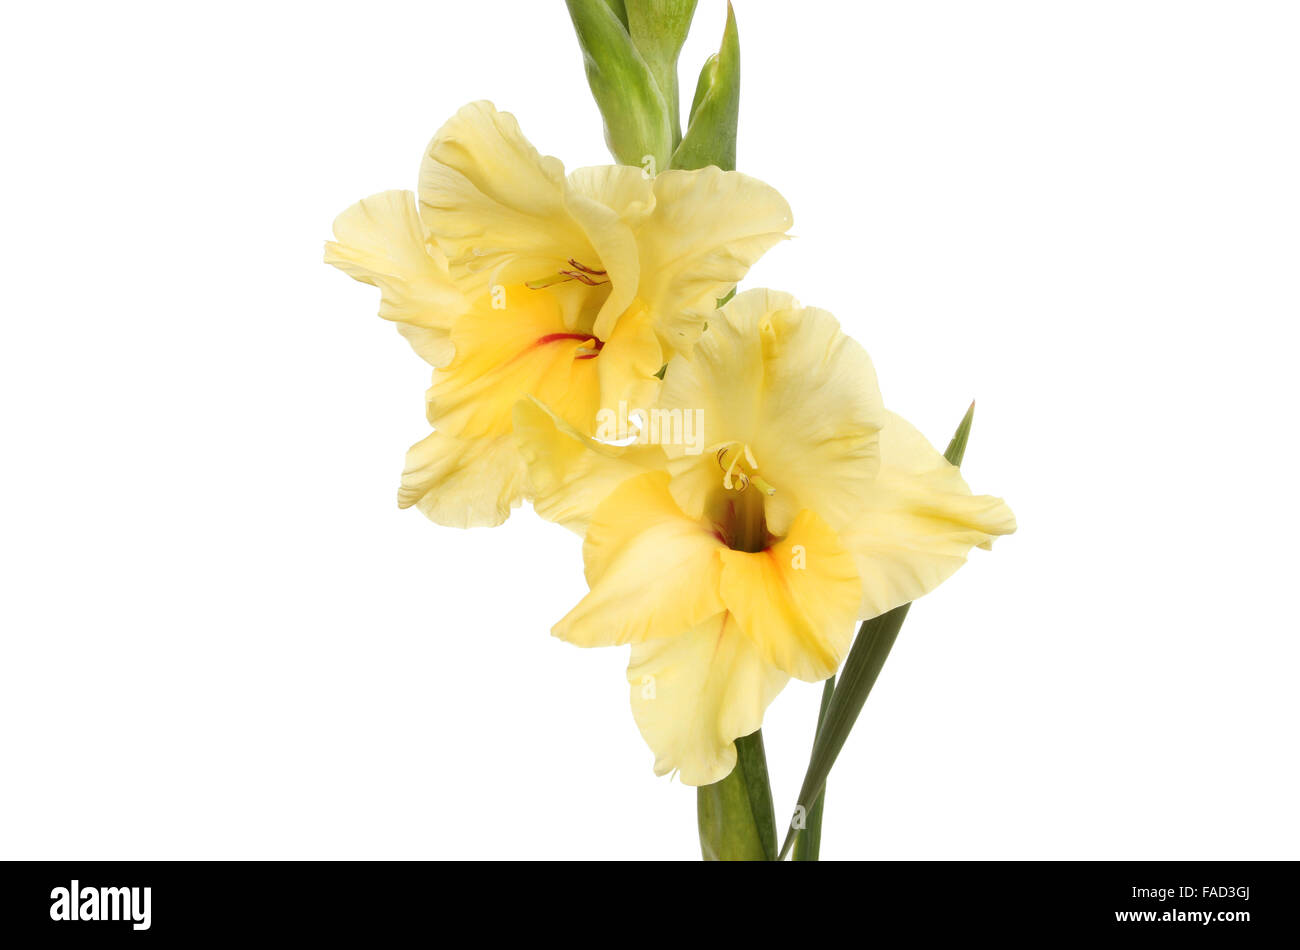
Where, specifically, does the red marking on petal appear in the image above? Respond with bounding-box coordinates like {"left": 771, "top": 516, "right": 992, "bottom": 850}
{"left": 534, "top": 333, "right": 606, "bottom": 359}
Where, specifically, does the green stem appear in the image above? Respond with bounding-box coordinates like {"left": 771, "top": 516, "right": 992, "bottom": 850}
{"left": 697, "top": 730, "right": 777, "bottom": 860}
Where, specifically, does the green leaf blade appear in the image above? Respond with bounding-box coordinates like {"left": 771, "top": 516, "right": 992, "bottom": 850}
{"left": 793, "top": 674, "right": 836, "bottom": 861}
{"left": 778, "top": 403, "right": 978, "bottom": 860}
{"left": 944, "top": 400, "right": 975, "bottom": 467}
{"left": 779, "top": 605, "right": 909, "bottom": 860}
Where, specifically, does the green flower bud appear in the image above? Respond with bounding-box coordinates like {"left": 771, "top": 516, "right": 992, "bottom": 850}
{"left": 566, "top": 0, "right": 673, "bottom": 172}
{"left": 672, "top": 2, "right": 740, "bottom": 172}
{"left": 625, "top": 0, "right": 700, "bottom": 148}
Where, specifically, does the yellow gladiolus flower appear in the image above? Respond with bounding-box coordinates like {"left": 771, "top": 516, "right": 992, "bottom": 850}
{"left": 325, "top": 101, "right": 792, "bottom": 528}
{"left": 514, "top": 289, "right": 1016, "bottom": 785}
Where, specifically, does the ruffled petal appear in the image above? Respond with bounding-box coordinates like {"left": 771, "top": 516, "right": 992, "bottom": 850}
{"left": 418, "top": 101, "right": 596, "bottom": 300}
{"left": 512, "top": 397, "right": 665, "bottom": 534}
{"left": 566, "top": 165, "right": 657, "bottom": 225}
{"left": 837, "top": 411, "right": 1017, "bottom": 619}
{"left": 661, "top": 289, "right": 885, "bottom": 536}
{"left": 566, "top": 165, "right": 655, "bottom": 333}
{"left": 398, "top": 429, "right": 526, "bottom": 529}
{"left": 552, "top": 472, "right": 725, "bottom": 647}
{"left": 630, "top": 167, "right": 792, "bottom": 349}
{"left": 595, "top": 302, "right": 663, "bottom": 419}
{"left": 718, "top": 509, "right": 863, "bottom": 682}
{"left": 324, "top": 190, "right": 464, "bottom": 366}
{"left": 627, "top": 614, "right": 789, "bottom": 786}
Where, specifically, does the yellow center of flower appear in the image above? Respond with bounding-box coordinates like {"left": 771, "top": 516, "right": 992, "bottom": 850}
{"left": 525, "top": 258, "right": 610, "bottom": 289}
{"left": 713, "top": 442, "right": 776, "bottom": 496}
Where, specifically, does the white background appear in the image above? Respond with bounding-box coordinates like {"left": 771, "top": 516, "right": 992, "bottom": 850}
{"left": 2, "top": 1, "right": 1297, "bottom": 860}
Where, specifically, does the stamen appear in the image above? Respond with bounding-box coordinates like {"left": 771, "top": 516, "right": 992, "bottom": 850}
{"left": 714, "top": 442, "right": 767, "bottom": 495}
{"left": 560, "top": 270, "right": 607, "bottom": 286}
{"left": 525, "top": 258, "right": 610, "bottom": 290}
{"left": 722, "top": 450, "right": 739, "bottom": 490}
{"left": 525, "top": 273, "right": 573, "bottom": 290}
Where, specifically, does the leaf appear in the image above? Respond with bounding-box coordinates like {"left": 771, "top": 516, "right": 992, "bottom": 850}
{"left": 778, "top": 605, "right": 910, "bottom": 860}
{"left": 671, "top": 2, "right": 739, "bottom": 171}
{"left": 793, "top": 674, "right": 835, "bottom": 861}
{"left": 697, "top": 729, "right": 777, "bottom": 860}
{"left": 777, "top": 402, "right": 977, "bottom": 860}
{"left": 566, "top": 0, "right": 673, "bottom": 170}
{"left": 945, "top": 401, "right": 975, "bottom": 468}
{"left": 625, "top": 1, "right": 699, "bottom": 147}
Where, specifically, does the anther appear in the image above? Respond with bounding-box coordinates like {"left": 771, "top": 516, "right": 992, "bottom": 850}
{"left": 525, "top": 259, "right": 610, "bottom": 290}
{"left": 715, "top": 442, "right": 768, "bottom": 494}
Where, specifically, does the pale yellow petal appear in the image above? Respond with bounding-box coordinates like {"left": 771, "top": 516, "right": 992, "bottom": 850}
{"left": 511, "top": 397, "right": 665, "bottom": 534}
{"left": 398, "top": 429, "right": 526, "bottom": 529}
{"left": 627, "top": 614, "right": 789, "bottom": 786}
{"left": 566, "top": 164, "right": 655, "bottom": 337}
{"left": 629, "top": 167, "right": 792, "bottom": 348}
{"left": 418, "top": 101, "right": 596, "bottom": 300}
{"left": 566, "top": 165, "right": 655, "bottom": 336}
{"left": 425, "top": 286, "right": 601, "bottom": 440}
{"left": 324, "top": 190, "right": 463, "bottom": 365}
{"left": 552, "top": 472, "right": 725, "bottom": 647}
{"left": 838, "top": 411, "right": 1017, "bottom": 619}
{"left": 394, "top": 324, "right": 455, "bottom": 368}
{"left": 567, "top": 165, "right": 657, "bottom": 225}
{"left": 595, "top": 302, "right": 663, "bottom": 418}
{"left": 718, "top": 509, "right": 863, "bottom": 682}
{"left": 661, "top": 289, "right": 885, "bottom": 536}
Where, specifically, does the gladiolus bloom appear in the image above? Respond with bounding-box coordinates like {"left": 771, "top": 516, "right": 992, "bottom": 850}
{"left": 515, "top": 290, "right": 1016, "bottom": 784}
{"left": 326, "top": 102, "right": 791, "bottom": 527}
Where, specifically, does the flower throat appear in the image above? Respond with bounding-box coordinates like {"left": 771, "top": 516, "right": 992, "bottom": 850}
{"left": 707, "top": 482, "right": 770, "bottom": 553}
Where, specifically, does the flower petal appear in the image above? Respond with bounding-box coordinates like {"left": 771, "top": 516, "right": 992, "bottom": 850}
{"left": 398, "top": 429, "right": 526, "bottom": 529}
{"left": 661, "top": 289, "right": 885, "bottom": 536}
{"left": 624, "top": 167, "right": 792, "bottom": 348}
{"left": 418, "top": 101, "right": 595, "bottom": 299}
{"left": 566, "top": 165, "right": 657, "bottom": 225}
{"left": 324, "top": 190, "right": 463, "bottom": 365}
{"left": 512, "top": 397, "right": 664, "bottom": 534}
{"left": 565, "top": 164, "right": 655, "bottom": 334}
{"left": 718, "top": 509, "right": 863, "bottom": 682}
{"left": 425, "top": 286, "right": 601, "bottom": 440}
{"left": 837, "top": 411, "right": 1018, "bottom": 620}
{"left": 627, "top": 614, "right": 789, "bottom": 786}
{"left": 553, "top": 471, "right": 724, "bottom": 647}
{"left": 595, "top": 302, "right": 663, "bottom": 418}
